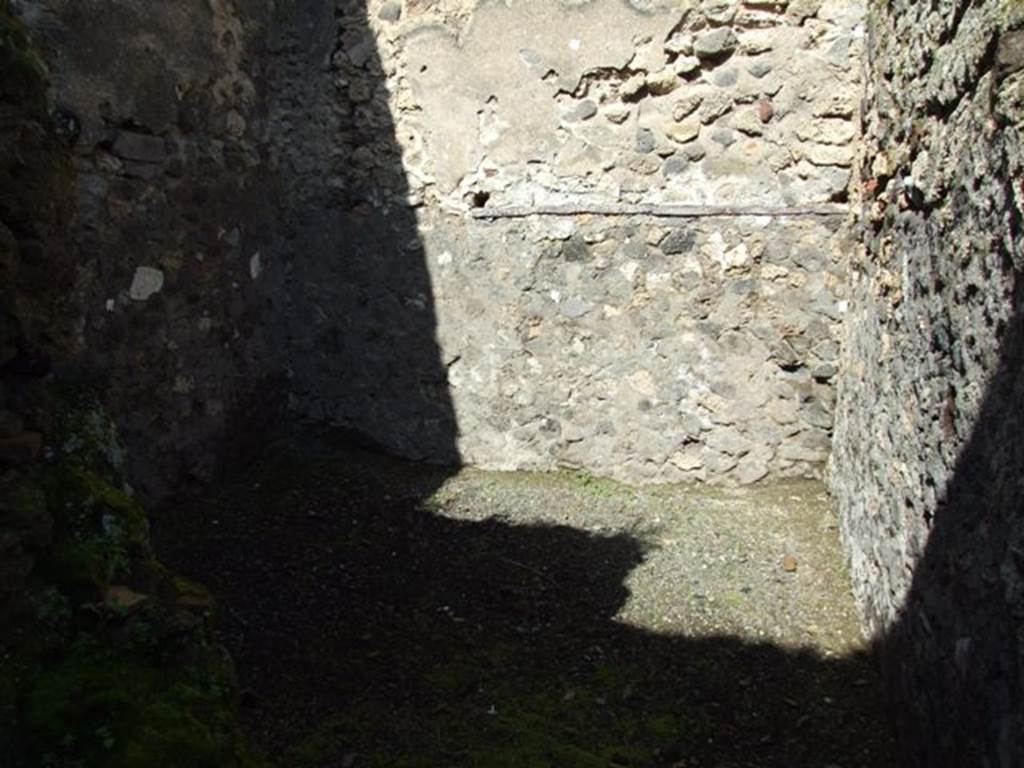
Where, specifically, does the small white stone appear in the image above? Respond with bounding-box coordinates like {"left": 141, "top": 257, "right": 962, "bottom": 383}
{"left": 761, "top": 264, "right": 790, "bottom": 280}
{"left": 666, "top": 121, "right": 701, "bottom": 144}
{"left": 105, "top": 299, "right": 115, "bottom": 312}
{"left": 795, "top": 118, "right": 856, "bottom": 145}
{"left": 670, "top": 445, "right": 704, "bottom": 471}
{"left": 800, "top": 143, "right": 854, "bottom": 167}
{"left": 249, "top": 251, "right": 262, "bottom": 280}
{"left": 645, "top": 69, "right": 679, "bottom": 95}
{"left": 604, "top": 104, "right": 631, "bottom": 124}
{"left": 129, "top": 267, "right": 164, "bottom": 301}
{"left": 673, "top": 56, "right": 701, "bottom": 76}
{"left": 620, "top": 73, "right": 647, "bottom": 100}
{"left": 547, "top": 219, "right": 576, "bottom": 240}
{"left": 664, "top": 32, "right": 693, "bottom": 56}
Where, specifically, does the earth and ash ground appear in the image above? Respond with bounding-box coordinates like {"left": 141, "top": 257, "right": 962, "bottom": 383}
{"left": 155, "top": 441, "right": 899, "bottom": 768}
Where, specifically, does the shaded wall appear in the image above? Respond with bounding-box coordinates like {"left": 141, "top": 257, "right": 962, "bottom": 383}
{"left": 15, "top": 0, "right": 286, "bottom": 499}
{"left": 831, "top": 0, "right": 1024, "bottom": 763}
{"left": 14, "top": 0, "right": 456, "bottom": 498}
{"left": 0, "top": 0, "right": 72, "bottom": 610}
{"left": 15, "top": 0, "right": 864, "bottom": 492}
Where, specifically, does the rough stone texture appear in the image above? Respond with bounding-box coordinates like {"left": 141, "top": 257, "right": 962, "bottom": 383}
{"left": 7, "top": 0, "right": 1024, "bottom": 759}
{"left": 0, "top": 1, "right": 68, "bottom": 607}
{"left": 11, "top": 0, "right": 291, "bottom": 498}
{"left": 830, "top": 0, "right": 1024, "bottom": 764}
{"left": 11, "top": 0, "right": 865, "bottom": 492}
{"left": 13, "top": 0, "right": 455, "bottom": 496}
{"left": 289, "top": 0, "right": 865, "bottom": 484}
{"left": 402, "top": 215, "right": 847, "bottom": 485}
{"left": 397, "top": 0, "right": 862, "bottom": 208}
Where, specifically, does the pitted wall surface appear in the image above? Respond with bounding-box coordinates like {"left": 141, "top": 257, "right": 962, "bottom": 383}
{"left": 830, "top": 0, "right": 1024, "bottom": 763}
{"left": 291, "top": 0, "right": 866, "bottom": 484}
{"left": 14, "top": 0, "right": 864, "bottom": 490}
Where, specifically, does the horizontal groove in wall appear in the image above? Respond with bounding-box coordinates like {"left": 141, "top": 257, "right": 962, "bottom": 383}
{"left": 469, "top": 203, "right": 850, "bottom": 220}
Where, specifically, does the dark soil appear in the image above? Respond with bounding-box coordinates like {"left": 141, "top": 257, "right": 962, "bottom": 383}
{"left": 153, "top": 444, "right": 901, "bottom": 768}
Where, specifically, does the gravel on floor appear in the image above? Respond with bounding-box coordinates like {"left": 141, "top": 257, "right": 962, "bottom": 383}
{"left": 154, "top": 444, "right": 901, "bottom": 768}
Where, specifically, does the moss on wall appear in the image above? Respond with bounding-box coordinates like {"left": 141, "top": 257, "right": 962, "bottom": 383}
{"left": 0, "top": 10, "right": 262, "bottom": 755}
{"left": 3, "top": 394, "right": 266, "bottom": 767}
{"left": 0, "top": 0, "right": 74, "bottom": 354}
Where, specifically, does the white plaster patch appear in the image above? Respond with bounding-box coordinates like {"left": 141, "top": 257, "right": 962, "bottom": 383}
{"left": 628, "top": 369, "right": 658, "bottom": 398}
{"left": 129, "top": 267, "right": 164, "bottom": 301}
{"left": 647, "top": 271, "right": 672, "bottom": 290}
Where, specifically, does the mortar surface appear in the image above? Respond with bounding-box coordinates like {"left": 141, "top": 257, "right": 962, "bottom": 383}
{"left": 155, "top": 445, "right": 898, "bottom": 766}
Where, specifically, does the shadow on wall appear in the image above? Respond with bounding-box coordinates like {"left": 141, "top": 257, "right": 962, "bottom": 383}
{"left": 149, "top": 5, "right": 899, "bottom": 766}
{"left": 263, "top": 4, "right": 1024, "bottom": 764}
{"left": 878, "top": 266, "right": 1024, "bottom": 763}
{"left": 226, "top": 1, "right": 1024, "bottom": 764}
{"left": 9, "top": 0, "right": 457, "bottom": 502}
{"left": 23, "top": 0, "right": 1024, "bottom": 763}
{"left": 268, "top": 0, "right": 458, "bottom": 464}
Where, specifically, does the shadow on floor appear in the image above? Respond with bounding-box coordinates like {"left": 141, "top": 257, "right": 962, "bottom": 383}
{"left": 155, "top": 445, "right": 899, "bottom": 768}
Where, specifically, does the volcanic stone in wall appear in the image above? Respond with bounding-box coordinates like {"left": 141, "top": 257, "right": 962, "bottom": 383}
{"left": 16, "top": 0, "right": 867, "bottom": 489}
{"left": 0, "top": 0, "right": 72, "bottom": 605}
{"left": 17, "top": 0, "right": 461, "bottom": 496}
{"left": 14, "top": 0, "right": 288, "bottom": 499}
{"left": 286, "top": 0, "right": 865, "bottom": 485}
{"left": 830, "top": 0, "right": 1024, "bottom": 763}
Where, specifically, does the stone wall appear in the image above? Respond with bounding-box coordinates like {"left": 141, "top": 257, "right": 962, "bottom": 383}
{"left": 10, "top": 0, "right": 1024, "bottom": 756}
{"left": 830, "top": 0, "right": 1024, "bottom": 763}
{"left": 11, "top": 0, "right": 289, "bottom": 498}
{"left": 290, "top": 0, "right": 866, "bottom": 484}
{"left": 13, "top": 0, "right": 455, "bottom": 497}
{"left": 0, "top": 0, "right": 70, "bottom": 613}
{"left": 12, "top": 0, "right": 865, "bottom": 491}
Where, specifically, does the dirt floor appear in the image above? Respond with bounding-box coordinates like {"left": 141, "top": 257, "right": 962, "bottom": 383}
{"left": 153, "top": 442, "right": 901, "bottom": 768}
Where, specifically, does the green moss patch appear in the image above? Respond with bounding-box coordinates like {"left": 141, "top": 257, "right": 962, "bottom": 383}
{"left": 37, "top": 464, "right": 148, "bottom": 595}
{"left": 27, "top": 650, "right": 258, "bottom": 768}
{"left": 3, "top": 398, "right": 262, "bottom": 767}
{"left": 0, "top": 4, "right": 49, "bottom": 112}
